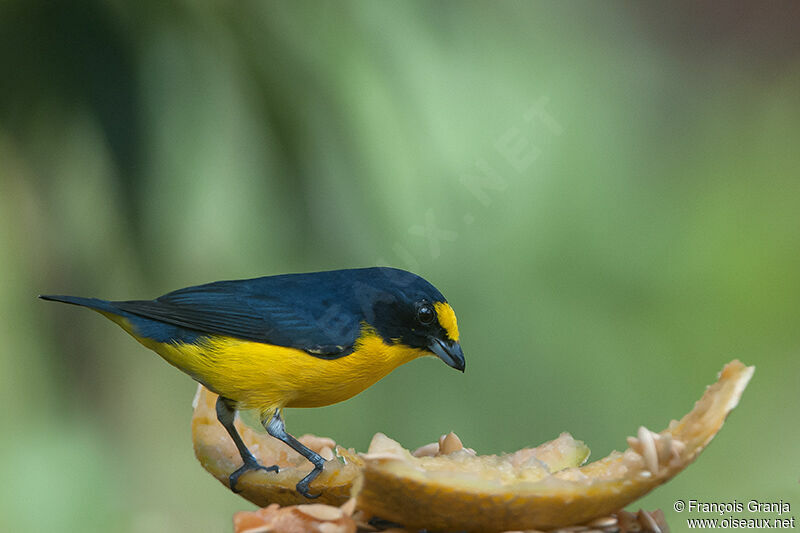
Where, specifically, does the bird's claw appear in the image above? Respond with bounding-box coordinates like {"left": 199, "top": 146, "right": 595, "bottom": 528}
{"left": 295, "top": 460, "right": 325, "bottom": 499}
{"left": 296, "top": 479, "right": 321, "bottom": 499}
{"left": 229, "top": 459, "right": 279, "bottom": 493}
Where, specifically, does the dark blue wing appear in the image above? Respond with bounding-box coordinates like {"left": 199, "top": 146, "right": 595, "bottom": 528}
{"left": 112, "top": 272, "right": 370, "bottom": 357}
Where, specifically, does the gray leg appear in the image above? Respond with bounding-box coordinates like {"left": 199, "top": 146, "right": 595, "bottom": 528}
{"left": 263, "top": 410, "right": 325, "bottom": 499}
{"left": 216, "top": 396, "right": 279, "bottom": 492}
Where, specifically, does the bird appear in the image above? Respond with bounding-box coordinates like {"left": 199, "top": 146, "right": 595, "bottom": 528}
{"left": 40, "top": 267, "right": 465, "bottom": 498}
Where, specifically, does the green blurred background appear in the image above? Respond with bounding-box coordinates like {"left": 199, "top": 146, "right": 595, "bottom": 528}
{"left": 2, "top": 1, "right": 799, "bottom": 531}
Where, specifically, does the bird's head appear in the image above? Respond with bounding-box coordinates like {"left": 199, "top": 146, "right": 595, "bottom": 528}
{"left": 363, "top": 268, "right": 465, "bottom": 372}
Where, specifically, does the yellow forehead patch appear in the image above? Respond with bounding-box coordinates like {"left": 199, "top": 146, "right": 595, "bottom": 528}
{"left": 434, "top": 302, "right": 459, "bottom": 342}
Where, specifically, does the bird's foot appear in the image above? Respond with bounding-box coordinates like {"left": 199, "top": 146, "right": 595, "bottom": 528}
{"left": 229, "top": 458, "right": 279, "bottom": 493}
{"left": 295, "top": 458, "right": 325, "bottom": 499}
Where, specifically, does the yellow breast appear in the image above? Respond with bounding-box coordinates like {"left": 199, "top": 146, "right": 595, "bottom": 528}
{"left": 122, "top": 320, "right": 429, "bottom": 417}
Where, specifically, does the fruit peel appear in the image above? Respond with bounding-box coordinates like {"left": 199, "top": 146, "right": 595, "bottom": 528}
{"left": 191, "top": 385, "right": 361, "bottom": 507}
{"left": 354, "top": 360, "right": 753, "bottom": 531}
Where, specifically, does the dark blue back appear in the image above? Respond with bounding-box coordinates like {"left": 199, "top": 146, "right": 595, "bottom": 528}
{"left": 113, "top": 267, "right": 445, "bottom": 356}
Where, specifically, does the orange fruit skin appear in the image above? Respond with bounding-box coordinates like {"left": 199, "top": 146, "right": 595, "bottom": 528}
{"left": 356, "top": 464, "right": 657, "bottom": 532}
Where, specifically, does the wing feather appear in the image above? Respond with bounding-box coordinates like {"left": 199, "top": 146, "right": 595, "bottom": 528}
{"left": 112, "top": 277, "right": 362, "bottom": 357}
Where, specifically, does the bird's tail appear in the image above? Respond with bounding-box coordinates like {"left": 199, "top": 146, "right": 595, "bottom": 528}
{"left": 39, "top": 294, "right": 119, "bottom": 314}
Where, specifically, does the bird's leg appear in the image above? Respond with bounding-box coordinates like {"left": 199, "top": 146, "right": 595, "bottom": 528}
{"left": 216, "top": 396, "right": 279, "bottom": 493}
{"left": 263, "top": 410, "right": 325, "bottom": 499}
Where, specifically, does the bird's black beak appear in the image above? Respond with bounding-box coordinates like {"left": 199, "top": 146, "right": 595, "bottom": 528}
{"left": 428, "top": 337, "right": 465, "bottom": 372}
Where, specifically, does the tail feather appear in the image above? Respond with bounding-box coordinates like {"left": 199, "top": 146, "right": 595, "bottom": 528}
{"left": 40, "top": 294, "right": 202, "bottom": 344}
{"left": 39, "top": 294, "right": 119, "bottom": 314}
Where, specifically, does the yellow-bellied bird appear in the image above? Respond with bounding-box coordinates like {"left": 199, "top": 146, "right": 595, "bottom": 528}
{"left": 41, "top": 267, "right": 464, "bottom": 498}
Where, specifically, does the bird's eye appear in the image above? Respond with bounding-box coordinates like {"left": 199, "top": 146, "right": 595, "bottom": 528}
{"left": 416, "top": 304, "right": 435, "bottom": 325}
